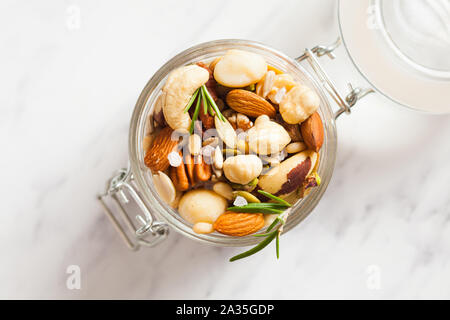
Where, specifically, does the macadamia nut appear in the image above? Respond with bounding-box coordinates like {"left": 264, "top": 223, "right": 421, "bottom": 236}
{"left": 178, "top": 189, "right": 228, "bottom": 224}
{"left": 214, "top": 49, "right": 267, "bottom": 88}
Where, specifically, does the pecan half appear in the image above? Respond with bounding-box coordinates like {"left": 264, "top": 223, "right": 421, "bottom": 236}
{"left": 169, "top": 151, "right": 189, "bottom": 191}
{"left": 170, "top": 153, "right": 211, "bottom": 191}
{"left": 194, "top": 155, "right": 212, "bottom": 182}
{"left": 185, "top": 154, "right": 195, "bottom": 185}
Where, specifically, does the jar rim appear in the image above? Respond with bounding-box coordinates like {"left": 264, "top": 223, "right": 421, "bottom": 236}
{"left": 128, "top": 39, "right": 338, "bottom": 246}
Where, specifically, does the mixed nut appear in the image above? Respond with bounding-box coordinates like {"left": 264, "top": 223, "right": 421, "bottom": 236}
{"left": 144, "top": 49, "right": 324, "bottom": 260}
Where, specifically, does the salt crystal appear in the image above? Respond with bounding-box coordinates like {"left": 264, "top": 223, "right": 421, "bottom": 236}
{"left": 233, "top": 196, "right": 248, "bottom": 207}
{"left": 167, "top": 151, "right": 182, "bottom": 167}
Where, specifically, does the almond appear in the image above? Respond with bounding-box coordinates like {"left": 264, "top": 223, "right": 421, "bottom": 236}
{"left": 144, "top": 127, "right": 178, "bottom": 172}
{"left": 300, "top": 112, "right": 324, "bottom": 152}
{"left": 226, "top": 89, "right": 276, "bottom": 118}
{"left": 213, "top": 212, "right": 264, "bottom": 236}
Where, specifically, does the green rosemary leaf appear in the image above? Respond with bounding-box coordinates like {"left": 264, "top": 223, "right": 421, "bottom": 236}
{"left": 189, "top": 94, "right": 202, "bottom": 134}
{"left": 276, "top": 233, "right": 280, "bottom": 259}
{"left": 253, "top": 228, "right": 278, "bottom": 237}
{"left": 229, "top": 230, "right": 278, "bottom": 262}
{"left": 184, "top": 88, "right": 200, "bottom": 113}
{"left": 200, "top": 86, "right": 208, "bottom": 115}
{"left": 257, "top": 190, "right": 291, "bottom": 207}
{"left": 226, "top": 206, "right": 284, "bottom": 214}
{"left": 266, "top": 216, "right": 281, "bottom": 232}
{"left": 228, "top": 202, "right": 287, "bottom": 208}
{"left": 253, "top": 233, "right": 270, "bottom": 237}
{"left": 207, "top": 105, "right": 215, "bottom": 117}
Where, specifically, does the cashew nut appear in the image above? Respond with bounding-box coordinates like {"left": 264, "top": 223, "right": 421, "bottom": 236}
{"left": 279, "top": 85, "right": 320, "bottom": 124}
{"left": 247, "top": 115, "right": 291, "bottom": 155}
{"left": 162, "top": 65, "right": 209, "bottom": 131}
{"left": 223, "top": 154, "right": 262, "bottom": 185}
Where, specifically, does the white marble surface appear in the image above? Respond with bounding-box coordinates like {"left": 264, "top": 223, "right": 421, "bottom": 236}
{"left": 1, "top": 0, "right": 449, "bottom": 299}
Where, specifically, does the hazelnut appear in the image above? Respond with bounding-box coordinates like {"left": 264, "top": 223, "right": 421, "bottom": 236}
{"left": 279, "top": 85, "right": 320, "bottom": 124}
{"left": 223, "top": 154, "right": 262, "bottom": 185}
{"left": 247, "top": 115, "right": 291, "bottom": 155}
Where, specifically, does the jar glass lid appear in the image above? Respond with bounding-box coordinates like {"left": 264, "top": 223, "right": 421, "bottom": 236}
{"left": 338, "top": 0, "right": 450, "bottom": 113}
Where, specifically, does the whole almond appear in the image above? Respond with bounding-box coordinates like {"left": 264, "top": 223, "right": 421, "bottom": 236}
{"left": 144, "top": 127, "right": 178, "bottom": 172}
{"left": 300, "top": 112, "right": 324, "bottom": 152}
{"left": 213, "top": 212, "right": 264, "bottom": 237}
{"left": 226, "top": 89, "right": 276, "bottom": 118}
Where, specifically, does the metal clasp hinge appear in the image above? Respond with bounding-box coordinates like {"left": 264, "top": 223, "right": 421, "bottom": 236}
{"left": 296, "top": 37, "right": 374, "bottom": 119}
{"left": 97, "top": 167, "right": 169, "bottom": 250}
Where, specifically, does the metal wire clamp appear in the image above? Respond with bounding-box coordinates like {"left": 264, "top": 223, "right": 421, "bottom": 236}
{"left": 296, "top": 38, "right": 374, "bottom": 119}
{"left": 97, "top": 166, "right": 169, "bottom": 250}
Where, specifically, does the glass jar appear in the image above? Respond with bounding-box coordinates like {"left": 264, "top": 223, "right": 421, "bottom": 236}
{"left": 98, "top": 39, "right": 372, "bottom": 249}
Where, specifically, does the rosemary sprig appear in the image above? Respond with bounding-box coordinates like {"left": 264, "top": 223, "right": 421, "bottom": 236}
{"left": 201, "top": 85, "right": 225, "bottom": 121}
{"left": 184, "top": 85, "right": 225, "bottom": 134}
{"left": 229, "top": 208, "right": 291, "bottom": 262}
{"left": 229, "top": 230, "right": 278, "bottom": 262}
{"left": 228, "top": 191, "right": 293, "bottom": 262}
